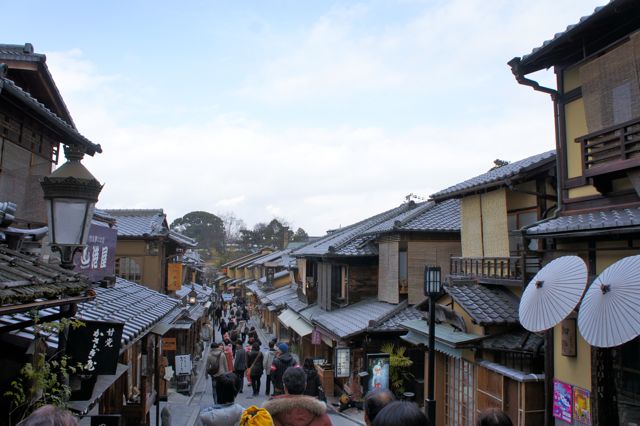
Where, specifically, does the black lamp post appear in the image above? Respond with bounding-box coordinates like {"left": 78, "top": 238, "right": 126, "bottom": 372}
{"left": 188, "top": 284, "right": 198, "bottom": 305}
{"left": 40, "top": 147, "right": 103, "bottom": 269}
{"left": 424, "top": 265, "right": 442, "bottom": 425}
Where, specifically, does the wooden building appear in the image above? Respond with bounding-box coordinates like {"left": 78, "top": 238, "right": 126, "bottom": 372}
{"left": 510, "top": 2, "right": 640, "bottom": 424}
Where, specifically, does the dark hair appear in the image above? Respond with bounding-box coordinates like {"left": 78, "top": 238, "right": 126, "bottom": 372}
{"left": 216, "top": 372, "right": 240, "bottom": 404}
{"left": 268, "top": 340, "right": 276, "bottom": 349}
{"left": 303, "top": 357, "right": 315, "bottom": 370}
{"left": 477, "top": 409, "right": 513, "bottom": 426}
{"left": 17, "top": 405, "right": 78, "bottom": 426}
{"left": 372, "top": 401, "right": 429, "bottom": 426}
{"left": 364, "top": 389, "right": 396, "bottom": 424}
{"left": 210, "top": 341, "right": 221, "bottom": 348}
{"left": 283, "top": 367, "right": 307, "bottom": 395}
{"left": 252, "top": 342, "right": 261, "bottom": 351}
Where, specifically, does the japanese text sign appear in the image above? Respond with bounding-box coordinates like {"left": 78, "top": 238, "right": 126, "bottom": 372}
{"left": 167, "top": 263, "right": 183, "bottom": 291}
{"left": 335, "top": 347, "right": 351, "bottom": 378}
{"left": 74, "top": 222, "right": 117, "bottom": 282}
{"left": 67, "top": 320, "right": 124, "bottom": 375}
{"left": 175, "top": 354, "right": 192, "bottom": 375}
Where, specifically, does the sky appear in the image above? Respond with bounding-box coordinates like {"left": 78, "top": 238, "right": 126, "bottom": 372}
{"left": 2, "top": 0, "right": 604, "bottom": 235}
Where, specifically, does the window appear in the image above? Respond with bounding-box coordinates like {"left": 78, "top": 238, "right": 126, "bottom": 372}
{"left": 399, "top": 245, "right": 408, "bottom": 294}
{"left": 508, "top": 209, "right": 538, "bottom": 254}
{"left": 445, "top": 358, "right": 475, "bottom": 426}
{"left": 331, "top": 265, "right": 347, "bottom": 305}
{"left": 116, "top": 257, "right": 142, "bottom": 283}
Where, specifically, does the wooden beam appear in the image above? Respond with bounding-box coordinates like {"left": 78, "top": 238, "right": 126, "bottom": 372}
{"left": 0, "top": 308, "right": 75, "bottom": 334}
{"left": 0, "top": 294, "right": 94, "bottom": 316}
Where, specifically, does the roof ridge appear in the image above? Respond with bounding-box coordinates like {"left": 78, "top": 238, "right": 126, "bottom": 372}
{"left": 394, "top": 201, "right": 434, "bottom": 228}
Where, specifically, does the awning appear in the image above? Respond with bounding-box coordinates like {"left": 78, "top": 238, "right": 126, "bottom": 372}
{"left": 171, "top": 322, "right": 193, "bottom": 330}
{"left": 150, "top": 322, "right": 173, "bottom": 336}
{"left": 267, "top": 305, "right": 277, "bottom": 312}
{"left": 476, "top": 359, "right": 545, "bottom": 383}
{"left": 278, "top": 308, "right": 313, "bottom": 337}
{"left": 400, "top": 319, "right": 483, "bottom": 348}
{"left": 401, "top": 331, "right": 463, "bottom": 359}
{"left": 67, "top": 363, "right": 128, "bottom": 415}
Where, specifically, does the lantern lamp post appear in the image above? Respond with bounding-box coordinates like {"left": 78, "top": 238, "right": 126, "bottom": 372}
{"left": 188, "top": 284, "right": 198, "bottom": 305}
{"left": 424, "top": 265, "right": 443, "bottom": 425}
{"left": 40, "top": 147, "right": 103, "bottom": 269}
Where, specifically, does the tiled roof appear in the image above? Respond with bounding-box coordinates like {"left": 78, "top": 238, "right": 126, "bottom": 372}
{"left": 371, "top": 305, "right": 423, "bottom": 332}
{"left": 299, "top": 304, "right": 323, "bottom": 322}
{"left": 102, "top": 209, "right": 165, "bottom": 237}
{"left": 285, "top": 297, "right": 308, "bottom": 313}
{"left": 313, "top": 299, "right": 403, "bottom": 339}
{"left": 480, "top": 330, "right": 545, "bottom": 354}
{"left": 293, "top": 203, "right": 417, "bottom": 257}
{"left": 0, "top": 247, "right": 91, "bottom": 306}
{"left": 513, "top": 0, "right": 639, "bottom": 75}
{"left": 221, "top": 249, "right": 273, "bottom": 268}
{"left": 1, "top": 277, "right": 179, "bottom": 349}
{"left": 0, "top": 74, "right": 100, "bottom": 155}
{"left": 525, "top": 207, "right": 640, "bottom": 236}
{"left": 263, "top": 284, "right": 298, "bottom": 308}
{"left": 444, "top": 282, "right": 520, "bottom": 326}
{"left": 431, "top": 151, "right": 555, "bottom": 201}
{"left": 365, "top": 199, "right": 460, "bottom": 235}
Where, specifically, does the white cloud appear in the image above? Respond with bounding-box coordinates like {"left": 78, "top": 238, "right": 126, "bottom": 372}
{"left": 217, "top": 196, "right": 247, "bottom": 207}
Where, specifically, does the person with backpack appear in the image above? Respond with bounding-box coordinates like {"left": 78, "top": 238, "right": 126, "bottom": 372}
{"left": 246, "top": 342, "right": 264, "bottom": 397}
{"left": 206, "top": 341, "right": 230, "bottom": 404}
{"left": 270, "top": 343, "right": 298, "bottom": 395}
{"left": 263, "top": 339, "right": 278, "bottom": 396}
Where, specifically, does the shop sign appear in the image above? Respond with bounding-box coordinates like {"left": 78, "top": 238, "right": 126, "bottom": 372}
{"left": 74, "top": 222, "right": 117, "bottom": 282}
{"left": 167, "top": 263, "right": 183, "bottom": 291}
{"left": 552, "top": 379, "right": 573, "bottom": 423}
{"left": 311, "top": 329, "right": 321, "bottom": 345}
{"left": 67, "top": 320, "right": 124, "bottom": 375}
{"left": 335, "top": 347, "right": 351, "bottom": 378}
{"left": 561, "top": 318, "right": 577, "bottom": 357}
{"left": 162, "top": 337, "right": 177, "bottom": 351}
{"left": 175, "top": 354, "right": 192, "bottom": 375}
{"left": 366, "top": 353, "right": 391, "bottom": 391}
{"left": 573, "top": 386, "right": 591, "bottom": 425}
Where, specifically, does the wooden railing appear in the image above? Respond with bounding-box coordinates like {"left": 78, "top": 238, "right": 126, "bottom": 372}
{"left": 450, "top": 256, "right": 530, "bottom": 286}
{"left": 577, "top": 117, "right": 640, "bottom": 177}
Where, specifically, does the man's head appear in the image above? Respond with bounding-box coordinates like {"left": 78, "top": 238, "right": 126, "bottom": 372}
{"left": 17, "top": 405, "right": 78, "bottom": 426}
{"left": 216, "top": 372, "right": 240, "bottom": 404}
{"left": 268, "top": 340, "right": 276, "bottom": 349}
{"left": 364, "top": 388, "right": 396, "bottom": 426}
{"left": 277, "top": 343, "right": 289, "bottom": 354}
{"left": 282, "top": 367, "right": 306, "bottom": 395}
{"left": 210, "top": 341, "right": 219, "bottom": 349}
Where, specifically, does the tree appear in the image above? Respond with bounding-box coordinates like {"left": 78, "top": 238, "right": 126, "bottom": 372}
{"left": 219, "top": 212, "right": 246, "bottom": 249}
{"left": 292, "top": 227, "right": 309, "bottom": 242}
{"left": 170, "top": 211, "right": 225, "bottom": 256}
{"left": 238, "top": 218, "right": 292, "bottom": 250}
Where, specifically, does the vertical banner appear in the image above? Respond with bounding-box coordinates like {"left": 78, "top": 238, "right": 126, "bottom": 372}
{"left": 334, "top": 347, "right": 351, "bottom": 378}
{"left": 573, "top": 386, "right": 592, "bottom": 425}
{"left": 311, "top": 329, "right": 321, "bottom": 345}
{"left": 552, "top": 379, "right": 573, "bottom": 424}
{"left": 366, "top": 353, "right": 390, "bottom": 391}
{"left": 167, "top": 263, "right": 183, "bottom": 291}
{"left": 74, "top": 221, "right": 117, "bottom": 282}
{"left": 66, "top": 320, "right": 124, "bottom": 375}
{"left": 175, "top": 354, "right": 192, "bottom": 375}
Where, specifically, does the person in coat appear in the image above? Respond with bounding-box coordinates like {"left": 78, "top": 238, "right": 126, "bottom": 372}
{"left": 206, "top": 342, "right": 230, "bottom": 404}
{"left": 233, "top": 340, "right": 248, "bottom": 393}
{"left": 263, "top": 367, "right": 332, "bottom": 426}
{"left": 199, "top": 373, "right": 245, "bottom": 426}
{"left": 263, "top": 339, "right": 278, "bottom": 396}
{"left": 302, "top": 358, "right": 322, "bottom": 398}
{"left": 270, "top": 343, "right": 298, "bottom": 395}
{"left": 247, "top": 342, "right": 264, "bottom": 397}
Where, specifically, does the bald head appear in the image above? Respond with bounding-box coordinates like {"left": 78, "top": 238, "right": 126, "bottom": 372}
{"left": 364, "top": 388, "right": 396, "bottom": 426}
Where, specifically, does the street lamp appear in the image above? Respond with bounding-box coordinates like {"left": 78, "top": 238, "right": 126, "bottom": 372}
{"left": 424, "top": 265, "right": 442, "bottom": 425}
{"left": 188, "top": 284, "right": 198, "bottom": 305}
{"left": 40, "top": 147, "right": 103, "bottom": 269}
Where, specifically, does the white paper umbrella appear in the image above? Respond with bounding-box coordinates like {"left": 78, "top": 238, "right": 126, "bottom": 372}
{"left": 578, "top": 255, "right": 640, "bottom": 348}
{"left": 519, "top": 256, "right": 588, "bottom": 332}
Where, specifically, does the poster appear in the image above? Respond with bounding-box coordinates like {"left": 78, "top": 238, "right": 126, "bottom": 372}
{"left": 311, "top": 329, "right": 321, "bottom": 345}
{"left": 573, "top": 386, "right": 592, "bottom": 425}
{"left": 175, "top": 354, "right": 192, "bottom": 375}
{"left": 335, "top": 347, "right": 351, "bottom": 378}
{"left": 167, "top": 263, "right": 183, "bottom": 291}
{"left": 66, "top": 320, "right": 124, "bottom": 375}
{"left": 553, "top": 379, "right": 573, "bottom": 423}
{"left": 366, "top": 353, "right": 390, "bottom": 391}
{"left": 74, "top": 221, "right": 117, "bottom": 282}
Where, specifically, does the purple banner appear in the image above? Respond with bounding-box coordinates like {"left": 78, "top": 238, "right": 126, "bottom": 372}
{"left": 74, "top": 221, "right": 117, "bottom": 282}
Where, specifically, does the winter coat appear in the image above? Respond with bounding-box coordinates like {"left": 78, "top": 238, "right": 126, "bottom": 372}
{"left": 247, "top": 349, "right": 264, "bottom": 377}
{"left": 263, "top": 349, "right": 277, "bottom": 376}
{"left": 233, "top": 345, "right": 247, "bottom": 371}
{"left": 303, "top": 368, "right": 321, "bottom": 397}
{"left": 271, "top": 353, "right": 297, "bottom": 391}
{"left": 263, "top": 394, "right": 332, "bottom": 426}
{"left": 199, "top": 403, "right": 245, "bottom": 426}
{"left": 207, "top": 348, "right": 229, "bottom": 377}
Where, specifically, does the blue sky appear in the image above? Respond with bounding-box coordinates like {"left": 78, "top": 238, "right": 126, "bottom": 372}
{"left": 2, "top": 0, "right": 604, "bottom": 234}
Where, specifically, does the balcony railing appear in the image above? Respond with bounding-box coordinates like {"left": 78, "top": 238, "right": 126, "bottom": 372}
{"left": 450, "top": 256, "right": 537, "bottom": 286}
{"left": 577, "top": 117, "right": 640, "bottom": 180}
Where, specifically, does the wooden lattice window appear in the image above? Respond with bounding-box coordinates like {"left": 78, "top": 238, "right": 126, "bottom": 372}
{"left": 445, "top": 357, "right": 475, "bottom": 426}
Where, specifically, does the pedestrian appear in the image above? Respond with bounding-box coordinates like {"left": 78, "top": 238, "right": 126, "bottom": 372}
{"left": 263, "top": 367, "right": 332, "bottom": 426}
{"left": 371, "top": 401, "right": 429, "bottom": 426}
{"left": 263, "top": 339, "right": 277, "bottom": 396}
{"left": 207, "top": 341, "right": 230, "bottom": 404}
{"left": 238, "top": 318, "right": 247, "bottom": 343}
{"left": 270, "top": 343, "right": 298, "bottom": 395}
{"left": 363, "top": 389, "right": 396, "bottom": 426}
{"left": 302, "top": 358, "right": 322, "bottom": 398}
{"left": 247, "top": 342, "right": 264, "bottom": 397}
{"left": 201, "top": 319, "right": 213, "bottom": 342}
{"left": 219, "top": 318, "right": 228, "bottom": 338}
{"left": 215, "top": 305, "right": 223, "bottom": 326}
{"left": 242, "top": 306, "right": 250, "bottom": 321}
{"left": 233, "top": 340, "right": 248, "bottom": 393}
{"left": 16, "top": 405, "right": 78, "bottom": 426}
{"left": 223, "top": 302, "right": 228, "bottom": 317}
{"left": 477, "top": 408, "right": 513, "bottom": 426}
{"left": 199, "top": 372, "right": 245, "bottom": 426}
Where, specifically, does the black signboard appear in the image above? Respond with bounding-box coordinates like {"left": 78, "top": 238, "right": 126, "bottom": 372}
{"left": 67, "top": 320, "right": 124, "bottom": 375}
{"left": 91, "top": 415, "right": 121, "bottom": 426}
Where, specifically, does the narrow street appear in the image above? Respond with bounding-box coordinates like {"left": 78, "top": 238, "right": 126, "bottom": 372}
{"left": 151, "top": 316, "right": 365, "bottom": 426}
